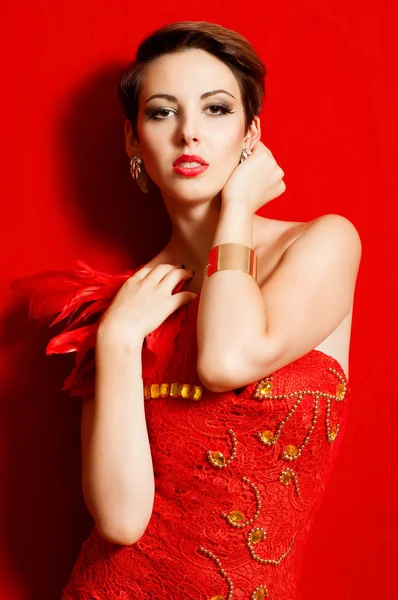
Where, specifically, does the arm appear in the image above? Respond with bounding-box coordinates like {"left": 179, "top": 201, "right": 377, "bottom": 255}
{"left": 81, "top": 327, "right": 154, "bottom": 546}
{"left": 197, "top": 211, "right": 361, "bottom": 392}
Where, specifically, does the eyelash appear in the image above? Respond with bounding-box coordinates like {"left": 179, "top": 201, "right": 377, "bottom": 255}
{"left": 147, "top": 104, "right": 235, "bottom": 120}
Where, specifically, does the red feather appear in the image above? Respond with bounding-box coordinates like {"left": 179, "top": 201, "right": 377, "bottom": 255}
{"left": 10, "top": 260, "right": 192, "bottom": 398}
{"left": 10, "top": 260, "right": 141, "bottom": 396}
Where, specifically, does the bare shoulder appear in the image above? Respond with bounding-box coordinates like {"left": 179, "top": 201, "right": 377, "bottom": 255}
{"left": 299, "top": 213, "right": 362, "bottom": 257}
{"left": 281, "top": 213, "right": 362, "bottom": 288}
{"left": 256, "top": 213, "right": 362, "bottom": 291}
{"left": 308, "top": 212, "right": 361, "bottom": 235}
{"left": 278, "top": 213, "right": 361, "bottom": 245}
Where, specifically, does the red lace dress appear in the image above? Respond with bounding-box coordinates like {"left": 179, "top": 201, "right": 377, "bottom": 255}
{"left": 11, "top": 261, "right": 351, "bottom": 600}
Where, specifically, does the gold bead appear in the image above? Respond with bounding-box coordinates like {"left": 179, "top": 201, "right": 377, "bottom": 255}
{"left": 150, "top": 383, "right": 160, "bottom": 398}
{"left": 170, "top": 382, "right": 181, "bottom": 397}
{"left": 191, "top": 385, "right": 203, "bottom": 400}
{"left": 159, "top": 383, "right": 169, "bottom": 397}
{"left": 180, "top": 384, "right": 191, "bottom": 398}
{"left": 210, "top": 596, "right": 225, "bottom": 600}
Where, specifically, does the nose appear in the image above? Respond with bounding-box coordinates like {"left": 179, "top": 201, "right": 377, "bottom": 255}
{"left": 177, "top": 111, "right": 200, "bottom": 145}
{"left": 178, "top": 130, "right": 199, "bottom": 145}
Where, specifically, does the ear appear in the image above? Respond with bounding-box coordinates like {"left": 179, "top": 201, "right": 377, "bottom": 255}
{"left": 124, "top": 119, "right": 141, "bottom": 158}
{"left": 243, "top": 116, "right": 261, "bottom": 151}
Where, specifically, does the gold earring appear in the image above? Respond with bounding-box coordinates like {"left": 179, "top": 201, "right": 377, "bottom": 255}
{"left": 240, "top": 147, "right": 252, "bottom": 163}
{"left": 129, "top": 155, "right": 148, "bottom": 194}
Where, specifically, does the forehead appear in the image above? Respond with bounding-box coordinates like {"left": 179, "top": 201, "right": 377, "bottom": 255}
{"left": 140, "top": 49, "right": 240, "bottom": 99}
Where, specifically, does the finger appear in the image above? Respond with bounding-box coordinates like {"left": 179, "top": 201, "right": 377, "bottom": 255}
{"left": 134, "top": 263, "right": 177, "bottom": 284}
{"left": 132, "top": 266, "right": 154, "bottom": 282}
{"left": 165, "top": 267, "right": 194, "bottom": 289}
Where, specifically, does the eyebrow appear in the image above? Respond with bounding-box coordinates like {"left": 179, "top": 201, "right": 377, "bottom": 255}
{"left": 144, "top": 89, "right": 236, "bottom": 103}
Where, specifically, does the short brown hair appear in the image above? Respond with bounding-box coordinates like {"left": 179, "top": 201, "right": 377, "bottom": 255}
{"left": 117, "top": 20, "right": 266, "bottom": 141}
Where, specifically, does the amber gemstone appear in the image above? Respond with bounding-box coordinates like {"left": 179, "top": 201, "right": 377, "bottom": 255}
{"left": 210, "top": 596, "right": 225, "bottom": 600}
{"left": 229, "top": 510, "right": 244, "bottom": 522}
{"left": 250, "top": 530, "right": 264, "bottom": 544}
{"left": 336, "top": 382, "right": 345, "bottom": 399}
{"left": 258, "top": 381, "right": 273, "bottom": 396}
{"left": 170, "top": 383, "right": 181, "bottom": 397}
{"left": 260, "top": 430, "right": 275, "bottom": 444}
{"left": 280, "top": 471, "right": 292, "bottom": 485}
{"left": 253, "top": 587, "right": 267, "bottom": 599}
{"left": 180, "top": 384, "right": 191, "bottom": 398}
{"left": 329, "top": 426, "right": 338, "bottom": 441}
{"left": 211, "top": 451, "right": 226, "bottom": 466}
{"left": 285, "top": 444, "right": 298, "bottom": 457}
{"left": 150, "top": 384, "right": 160, "bottom": 398}
{"left": 191, "top": 385, "right": 203, "bottom": 401}
{"left": 160, "top": 383, "right": 169, "bottom": 397}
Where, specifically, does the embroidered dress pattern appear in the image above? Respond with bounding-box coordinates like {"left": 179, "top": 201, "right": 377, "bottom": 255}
{"left": 11, "top": 262, "right": 351, "bottom": 599}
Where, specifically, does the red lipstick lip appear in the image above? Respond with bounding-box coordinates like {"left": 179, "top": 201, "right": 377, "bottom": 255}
{"left": 173, "top": 154, "right": 208, "bottom": 166}
{"left": 172, "top": 164, "right": 209, "bottom": 177}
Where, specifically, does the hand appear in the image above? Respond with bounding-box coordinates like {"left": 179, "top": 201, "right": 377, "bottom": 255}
{"left": 221, "top": 141, "right": 286, "bottom": 213}
{"left": 98, "top": 264, "right": 197, "bottom": 344}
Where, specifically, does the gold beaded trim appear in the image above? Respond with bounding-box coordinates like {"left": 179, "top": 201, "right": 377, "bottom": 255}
{"left": 279, "top": 468, "right": 301, "bottom": 495}
{"left": 251, "top": 585, "right": 269, "bottom": 599}
{"left": 199, "top": 546, "right": 269, "bottom": 600}
{"left": 326, "top": 398, "right": 340, "bottom": 442}
{"left": 246, "top": 526, "right": 295, "bottom": 565}
{"left": 257, "top": 393, "right": 320, "bottom": 460}
{"left": 207, "top": 429, "right": 237, "bottom": 468}
{"left": 143, "top": 382, "right": 204, "bottom": 401}
{"left": 256, "top": 367, "right": 347, "bottom": 464}
{"left": 221, "top": 476, "right": 262, "bottom": 528}
{"left": 254, "top": 367, "right": 347, "bottom": 402}
{"left": 150, "top": 367, "right": 346, "bottom": 595}
{"left": 198, "top": 547, "right": 234, "bottom": 600}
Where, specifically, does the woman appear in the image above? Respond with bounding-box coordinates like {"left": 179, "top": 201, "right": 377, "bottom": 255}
{"left": 12, "top": 20, "right": 361, "bottom": 600}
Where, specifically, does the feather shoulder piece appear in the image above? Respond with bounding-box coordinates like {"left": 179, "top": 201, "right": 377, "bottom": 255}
{"left": 10, "top": 260, "right": 191, "bottom": 397}
{"left": 10, "top": 260, "right": 142, "bottom": 397}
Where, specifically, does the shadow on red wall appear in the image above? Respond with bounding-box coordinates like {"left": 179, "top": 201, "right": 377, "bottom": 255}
{"left": 2, "top": 65, "right": 170, "bottom": 600}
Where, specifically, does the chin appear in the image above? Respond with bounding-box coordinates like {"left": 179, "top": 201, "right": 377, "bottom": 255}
{"left": 160, "top": 178, "right": 222, "bottom": 202}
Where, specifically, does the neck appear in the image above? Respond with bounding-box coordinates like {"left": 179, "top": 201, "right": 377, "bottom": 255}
{"left": 160, "top": 191, "right": 268, "bottom": 275}
{"left": 162, "top": 192, "right": 224, "bottom": 272}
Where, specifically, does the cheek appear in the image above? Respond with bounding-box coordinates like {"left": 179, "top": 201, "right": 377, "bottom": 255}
{"left": 139, "top": 137, "right": 168, "bottom": 177}
{"left": 223, "top": 142, "right": 243, "bottom": 169}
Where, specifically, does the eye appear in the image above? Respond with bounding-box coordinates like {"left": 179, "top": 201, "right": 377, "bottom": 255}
{"left": 207, "top": 104, "right": 234, "bottom": 116}
{"left": 147, "top": 104, "right": 235, "bottom": 120}
{"left": 148, "top": 108, "right": 175, "bottom": 120}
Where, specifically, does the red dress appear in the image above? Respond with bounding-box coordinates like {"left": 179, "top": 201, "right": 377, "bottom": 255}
{"left": 11, "top": 261, "right": 351, "bottom": 600}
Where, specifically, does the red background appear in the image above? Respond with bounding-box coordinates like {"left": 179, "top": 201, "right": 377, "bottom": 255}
{"left": 1, "top": 1, "right": 397, "bottom": 599}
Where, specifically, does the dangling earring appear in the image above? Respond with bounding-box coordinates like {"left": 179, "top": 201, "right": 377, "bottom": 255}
{"left": 240, "top": 147, "right": 252, "bottom": 163}
{"left": 129, "top": 155, "right": 148, "bottom": 194}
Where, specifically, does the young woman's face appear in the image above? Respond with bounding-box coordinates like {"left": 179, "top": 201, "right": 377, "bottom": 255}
{"left": 134, "top": 48, "right": 254, "bottom": 202}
